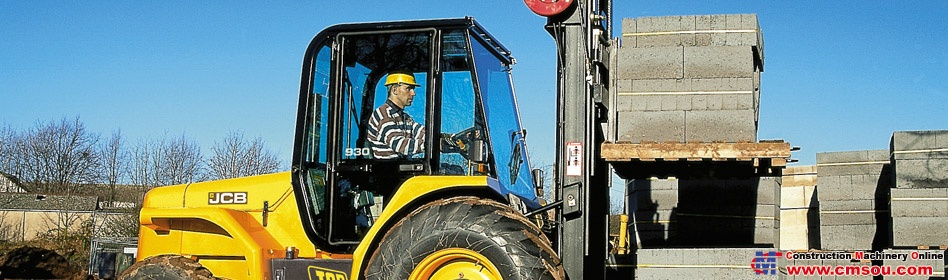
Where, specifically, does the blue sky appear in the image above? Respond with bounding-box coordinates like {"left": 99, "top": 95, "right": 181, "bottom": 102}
{"left": 2, "top": 0, "right": 946, "bottom": 170}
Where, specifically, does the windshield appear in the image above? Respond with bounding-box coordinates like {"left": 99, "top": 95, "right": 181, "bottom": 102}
{"left": 470, "top": 34, "right": 536, "bottom": 203}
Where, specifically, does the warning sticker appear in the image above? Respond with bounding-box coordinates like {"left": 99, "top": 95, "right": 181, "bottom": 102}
{"left": 566, "top": 142, "right": 582, "bottom": 176}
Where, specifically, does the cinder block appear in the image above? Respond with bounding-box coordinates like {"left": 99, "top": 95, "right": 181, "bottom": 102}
{"left": 634, "top": 16, "right": 682, "bottom": 47}
{"left": 632, "top": 189, "right": 679, "bottom": 211}
{"left": 725, "top": 14, "right": 744, "bottom": 46}
{"left": 621, "top": 17, "right": 635, "bottom": 33}
{"left": 782, "top": 186, "right": 807, "bottom": 208}
{"left": 819, "top": 211, "right": 876, "bottom": 226}
{"left": 710, "top": 14, "right": 727, "bottom": 46}
{"left": 691, "top": 77, "right": 755, "bottom": 91}
{"left": 890, "top": 188, "right": 948, "bottom": 217}
{"left": 629, "top": 178, "right": 679, "bottom": 190}
{"left": 780, "top": 209, "right": 811, "bottom": 250}
{"left": 684, "top": 109, "right": 757, "bottom": 142}
{"left": 683, "top": 46, "right": 756, "bottom": 78}
{"left": 630, "top": 78, "right": 689, "bottom": 93}
{"left": 817, "top": 150, "right": 890, "bottom": 177}
{"left": 817, "top": 175, "right": 849, "bottom": 201}
{"left": 616, "top": 46, "right": 684, "bottom": 79}
{"left": 894, "top": 158, "right": 948, "bottom": 189}
{"left": 616, "top": 111, "right": 685, "bottom": 143}
{"left": 679, "top": 15, "right": 697, "bottom": 46}
{"left": 819, "top": 200, "right": 874, "bottom": 211}
{"left": 891, "top": 130, "right": 948, "bottom": 151}
{"left": 695, "top": 15, "right": 712, "bottom": 46}
{"left": 820, "top": 224, "right": 877, "bottom": 251}
{"left": 891, "top": 216, "right": 948, "bottom": 247}
{"left": 817, "top": 150, "right": 872, "bottom": 164}
{"left": 616, "top": 94, "right": 647, "bottom": 112}
{"left": 783, "top": 165, "right": 817, "bottom": 187}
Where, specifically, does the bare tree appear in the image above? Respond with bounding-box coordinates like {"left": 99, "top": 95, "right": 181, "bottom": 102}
{"left": 156, "top": 134, "right": 204, "bottom": 185}
{"left": 98, "top": 130, "right": 127, "bottom": 206}
{"left": 17, "top": 117, "right": 100, "bottom": 194}
{"left": 0, "top": 125, "right": 25, "bottom": 182}
{"left": 207, "top": 131, "right": 282, "bottom": 180}
{"left": 129, "top": 134, "right": 204, "bottom": 187}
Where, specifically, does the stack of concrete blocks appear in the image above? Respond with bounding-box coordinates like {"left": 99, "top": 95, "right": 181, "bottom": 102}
{"left": 880, "top": 249, "right": 947, "bottom": 279}
{"left": 635, "top": 248, "right": 781, "bottom": 279}
{"left": 780, "top": 165, "right": 819, "bottom": 250}
{"left": 629, "top": 177, "right": 780, "bottom": 247}
{"left": 890, "top": 130, "right": 948, "bottom": 247}
{"left": 816, "top": 150, "right": 892, "bottom": 251}
{"left": 613, "top": 14, "right": 763, "bottom": 143}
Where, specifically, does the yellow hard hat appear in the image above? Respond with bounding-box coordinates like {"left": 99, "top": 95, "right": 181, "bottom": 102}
{"left": 384, "top": 72, "right": 419, "bottom": 86}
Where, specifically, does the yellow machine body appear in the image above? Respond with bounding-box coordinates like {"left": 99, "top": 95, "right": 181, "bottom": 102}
{"left": 136, "top": 171, "right": 495, "bottom": 279}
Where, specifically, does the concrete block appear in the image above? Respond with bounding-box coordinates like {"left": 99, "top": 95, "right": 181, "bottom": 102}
{"left": 725, "top": 14, "right": 744, "bottom": 46}
{"left": 820, "top": 224, "right": 877, "bottom": 251}
{"left": 615, "top": 95, "right": 647, "bottom": 112}
{"left": 891, "top": 130, "right": 948, "bottom": 151}
{"left": 635, "top": 16, "right": 682, "bottom": 47}
{"left": 780, "top": 209, "right": 811, "bottom": 250}
{"left": 818, "top": 150, "right": 873, "bottom": 164}
{"left": 891, "top": 188, "right": 948, "bottom": 217}
{"left": 820, "top": 211, "right": 876, "bottom": 226}
{"left": 695, "top": 15, "right": 712, "bottom": 46}
{"left": 710, "top": 14, "right": 727, "bottom": 46}
{"left": 621, "top": 17, "right": 635, "bottom": 34}
{"left": 753, "top": 71, "right": 761, "bottom": 116}
{"left": 741, "top": 14, "right": 760, "bottom": 31}
{"left": 891, "top": 216, "right": 948, "bottom": 247}
{"left": 691, "top": 77, "right": 755, "bottom": 91}
{"left": 706, "top": 94, "right": 723, "bottom": 110}
{"left": 644, "top": 94, "right": 662, "bottom": 111}
{"left": 629, "top": 178, "right": 679, "bottom": 190}
{"left": 782, "top": 185, "right": 808, "bottom": 208}
{"left": 616, "top": 111, "right": 686, "bottom": 143}
{"left": 819, "top": 200, "right": 874, "bottom": 211}
{"left": 783, "top": 165, "right": 817, "bottom": 187}
{"left": 616, "top": 46, "right": 684, "bottom": 79}
{"left": 894, "top": 158, "right": 948, "bottom": 189}
{"left": 630, "top": 78, "right": 687, "bottom": 93}
{"left": 817, "top": 150, "right": 890, "bottom": 176}
{"left": 817, "top": 175, "right": 850, "bottom": 201}
{"left": 632, "top": 189, "right": 679, "bottom": 211}
{"left": 680, "top": 15, "right": 697, "bottom": 46}
{"left": 684, "top": 109, "right": 757, "bottom": 142}
{"left": 683, "top": 46, "right": 756, "bottom": 78}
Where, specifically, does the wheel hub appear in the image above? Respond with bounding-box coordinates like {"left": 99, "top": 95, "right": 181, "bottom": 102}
{"left": 409, "top": 248, "right": 502, "bottom": 280}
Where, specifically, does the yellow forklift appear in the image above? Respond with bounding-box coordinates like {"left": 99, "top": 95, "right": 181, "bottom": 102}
{"left": 121, "top": 1, "right": 622, "bottom": 279}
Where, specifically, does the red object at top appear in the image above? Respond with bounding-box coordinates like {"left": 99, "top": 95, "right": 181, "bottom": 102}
{"left": 524, "top": 0, "right": 574, "bottom": 17}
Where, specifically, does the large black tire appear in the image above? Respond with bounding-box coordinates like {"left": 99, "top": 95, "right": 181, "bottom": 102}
{"left": 365, "top": 196, "right": 563, "bottom": 279}
{"left": 118, "top": 255, "right": 217, "bottom": 280}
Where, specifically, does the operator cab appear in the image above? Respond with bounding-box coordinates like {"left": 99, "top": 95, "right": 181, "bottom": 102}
{"left": 291, "top": 18, "right": 538, "bottom": 249}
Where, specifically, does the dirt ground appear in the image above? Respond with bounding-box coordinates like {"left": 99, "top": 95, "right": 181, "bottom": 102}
{"left": 0, "top": 246, "right": 87, "bottom": 280}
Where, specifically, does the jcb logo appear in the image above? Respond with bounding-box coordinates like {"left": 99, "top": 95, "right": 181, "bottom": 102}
{"left": 308, "top": 267, "right": 348, "bottom": 280}
{"left": 208, "top": 192, "right": 247, "bottom": 204}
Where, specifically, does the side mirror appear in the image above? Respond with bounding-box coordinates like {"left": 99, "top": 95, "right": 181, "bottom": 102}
{"left": 532, "top": 168, "right": 544, "bottom": 196}
{"left": 467, "top": 139, "right": 488, "bottom": 163}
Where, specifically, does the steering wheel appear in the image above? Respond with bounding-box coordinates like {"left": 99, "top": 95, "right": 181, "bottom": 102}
{"left": 441, "top": 127, "right": 480, "bottom": 155}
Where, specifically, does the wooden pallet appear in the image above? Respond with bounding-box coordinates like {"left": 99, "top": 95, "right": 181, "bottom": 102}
{"left": 602, "top": 140, "right": 792, "bottom": 179}
{"left": 601, "top": 140, "right": 791, "bottom": 163}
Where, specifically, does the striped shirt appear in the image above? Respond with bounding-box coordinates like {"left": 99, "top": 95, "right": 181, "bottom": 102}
{"left": 367, "top": 100, "right": 426, "bottom": 159}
